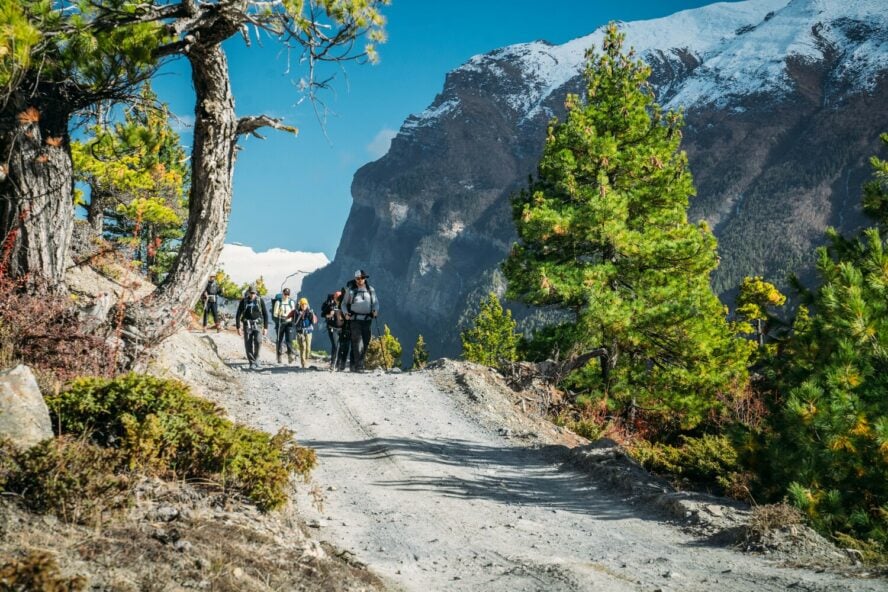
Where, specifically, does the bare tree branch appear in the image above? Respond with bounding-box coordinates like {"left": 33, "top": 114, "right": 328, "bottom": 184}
{"left": 236, "top": 115, "right": 298, "bottom": 138}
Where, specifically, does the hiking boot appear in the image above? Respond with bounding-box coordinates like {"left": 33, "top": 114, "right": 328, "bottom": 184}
{"left": 248, "top": 361, "right": 255, "bottom": 369}
{"left": 254, "top": 361, "right": 262, "bottom": 369}
{"left": 276, "top": 354, "right": 282, "bottom": 364}
{"left": 288, "top": 353, "right": 294, "bottom": 364}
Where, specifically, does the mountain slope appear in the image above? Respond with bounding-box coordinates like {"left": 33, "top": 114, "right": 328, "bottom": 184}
{"left": 303, "top": 0, "right": 888, "bottom": 357}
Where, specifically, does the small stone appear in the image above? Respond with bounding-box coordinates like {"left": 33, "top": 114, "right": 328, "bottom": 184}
{"left": 149, "top": 505, "right": 180, "bottom": 523}
{"left": 232, "top": 567, "right": 244, "bottom": 579}
{"left": 300, "top": 541, "right": 326, "bottom": 560}
{"left": 705, "top": 504, "right": 724, "bottom": 517}
{"left": 174, "top": 540, "right": 193, "bottom": 553}
{"left": 327, "top": 486, "right": 337, "bottom": 491}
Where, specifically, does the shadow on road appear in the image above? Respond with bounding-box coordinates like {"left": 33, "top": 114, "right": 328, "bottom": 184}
{"left": 304, "top": 436, "right": 655, "bottom": 520}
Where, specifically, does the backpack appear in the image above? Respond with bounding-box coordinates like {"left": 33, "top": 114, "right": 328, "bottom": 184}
{"left": 273, "top": 297, "right": 295, "bottom": 320}
{"left": 241, "top": 297, "right": 263, "bottom": 326}
{"left": 295, "top": 308, "right": 317, "bottom": 334}
{"left": 330, "top": 309, "right": 346, "bottom": 329}
{"left": 347, "top": 281, "right": 375, "bottom": 316}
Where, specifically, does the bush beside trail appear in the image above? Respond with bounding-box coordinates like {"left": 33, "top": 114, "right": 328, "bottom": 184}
{"left": 43, "top": 373, "right": 315, "bottom": 512}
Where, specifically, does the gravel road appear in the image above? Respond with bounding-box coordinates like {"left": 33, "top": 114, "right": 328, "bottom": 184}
{"left": 202, "top": 331, "right": 885, "bottom": 592}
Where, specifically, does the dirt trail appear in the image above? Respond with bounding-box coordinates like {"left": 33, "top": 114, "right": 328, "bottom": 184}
{"left": 201, "top": 331, "right": 883, "bottom": 592}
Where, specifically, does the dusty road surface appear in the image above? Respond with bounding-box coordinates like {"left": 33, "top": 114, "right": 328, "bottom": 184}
{"left": 202, "top": 332, "right": 884, "bottom": 592}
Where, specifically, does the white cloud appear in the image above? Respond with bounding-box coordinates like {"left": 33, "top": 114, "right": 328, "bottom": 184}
{"left": 366, "top": 128, "right": 396, "bottom": 159}
{"left": 217, "top": 244, "right": 329, "bottom": 297}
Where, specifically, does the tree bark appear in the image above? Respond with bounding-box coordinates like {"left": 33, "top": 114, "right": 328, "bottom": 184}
{"left": 0, "top": 92, "right": 74, "bottom": 289}
{"left": 120, "top": 41, "right": 238, "bottom": 365}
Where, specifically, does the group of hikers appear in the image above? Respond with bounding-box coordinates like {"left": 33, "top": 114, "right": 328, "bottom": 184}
{"left": 201, "top": 269, "right": 379, "bottom": 372}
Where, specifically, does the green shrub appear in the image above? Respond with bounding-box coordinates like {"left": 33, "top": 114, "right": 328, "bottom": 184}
{"left": 0, "top": 551, "right": 86, "bottom": 592}
{"left": 46, "top": 374, "right": 316, "bottom": 510}
{"left": 365, "top": 325, "right": 402, "bottom": 370}
{"left": 411, "top": 334, "right": 429, "bottom": 370}
{"left": 629, "top": 434, "right": 741, "bottom": 493}
{"left": 2, "top": 437, "right": 129, "bottom": 524}
{"left": 461, "top": 292, "right": 520, "bottom": 369}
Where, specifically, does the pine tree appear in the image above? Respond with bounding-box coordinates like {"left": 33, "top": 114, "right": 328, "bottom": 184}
{"left": 734, "top": 276, "right": 787, "bottom": 351}
{"left": 461, "top": 292, "right": 520, "bottom": 369}
{"left": 366, "top": 325, "right": 402, "bottom": 370}
{"left": 72, "top": 85, "right": 189, "bottom": 283}
{"left": 503, "top": 24, "right": 749, "bottom": 427}
{"left": 762, "top": 133, "right": 888, "bottom": 550}
{"left": 412, "top": 334, "right": 429, "bottom": 370}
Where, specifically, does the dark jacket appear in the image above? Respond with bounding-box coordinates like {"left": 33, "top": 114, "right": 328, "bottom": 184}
{"left": 236, "top": 296, "right": 268, "bottom": 329}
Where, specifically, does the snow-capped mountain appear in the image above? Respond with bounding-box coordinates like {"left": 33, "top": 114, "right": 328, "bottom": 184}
{"left": 304, "top": 0, "right": 888, "bottom": 357}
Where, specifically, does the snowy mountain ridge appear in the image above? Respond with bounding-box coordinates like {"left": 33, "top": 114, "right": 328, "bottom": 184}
{"left": 403, "top": 0, "right": 888, "bottom": 132}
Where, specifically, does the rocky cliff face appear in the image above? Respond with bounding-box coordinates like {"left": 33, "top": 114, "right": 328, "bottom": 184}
{"left": 303, "top": 0, "right": 888, "bottom": 357}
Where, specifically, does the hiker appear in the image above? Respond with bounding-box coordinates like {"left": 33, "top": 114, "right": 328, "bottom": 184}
{"left": 293, "top": 297, "right": 318, "bottom": 368}
{"left": 335, "top": 286, "right": 353, "bottom": 371}
{"left": 341, "top": 269, "right": 378, "bottom": 372}
{"left": 273, "top": 288, "right": 297, "bottom": 364}
{"left": 271, "top": 291, "right": 283, "bottom": 337}
{"left": 321, "top": 291, "right": 346, "bottom": 368}
{"left": 235, "top": 285, "right": 268, "bottom": 369}
{"left": 202, "top": 276, "right": 221, "bottom": 332}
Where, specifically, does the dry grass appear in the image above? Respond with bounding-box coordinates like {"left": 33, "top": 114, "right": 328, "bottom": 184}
{"left": 0, "top": 479, "right": 385, "bottom": 592}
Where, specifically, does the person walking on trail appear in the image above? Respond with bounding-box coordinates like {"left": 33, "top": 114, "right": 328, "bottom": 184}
{"left": 335, "top": 286, "right": 353, "bottom": 372}
{"left": 235, "top": 286, "right": 268, "bottom": 369}
{"left": 321, "top": 291, "right": 346, "bottom": 369}
{"left": 294, "top": 297, "right": 318, "bottom": 368}
{"left": 202, "top": 276, "right": 221, "bottom": 332}
{"left": 341, "top": 269, "right": 378, "bottom": 372}
{"left": 273, "top": 288, "right": 297, "bottom": 364}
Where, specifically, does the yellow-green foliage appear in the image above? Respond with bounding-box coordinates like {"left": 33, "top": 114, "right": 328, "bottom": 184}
{"left": 629, "top": 434, "right": 740, "bottom": 493}
{"left": 0, "top": 0, "right": 41, "bottom": 92}
{"left": 411, "top": 334, "right": 429, "bottom": 370}
{"left": 46, "top": 374, "right": 316, "bottom": 511}
{"left": 0, "top": 550, "right": 86, "bottom": 592}
{"left": 735, "top": 276, "right": 787, "bottom": 326}
{"left": 1, "top": 437, "right": 129, "bottom": 524}
{"left": 365, "top": 324, "right": 402, "bottom": 370}
{"left": 461, "top": 292, "right": 520, "bottom": 369}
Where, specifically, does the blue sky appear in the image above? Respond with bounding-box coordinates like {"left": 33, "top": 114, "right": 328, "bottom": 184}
{"left": 152, "top": 0, "right": 737, "bottom": 258}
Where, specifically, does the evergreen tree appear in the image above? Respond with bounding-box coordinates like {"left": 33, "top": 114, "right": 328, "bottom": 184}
{"left": 412, "top": 334, "right": 429, "bottom": 370}
{"left": 72, "top": 85, "right": 188, "bottom": 283}
{"left": 461, "top": 292, "right": 520, "bottom": 369}
{"left": 762, "top": 134, "right": 888, "bottom": 550}
{"left": 734, "top": 276, "right": 787, "bottom": 351}
{"left": 366, "top": 325, "right": 402, "bottom": 370}
{"left": 503, "top": 25, "right": 749, "bottom": 427}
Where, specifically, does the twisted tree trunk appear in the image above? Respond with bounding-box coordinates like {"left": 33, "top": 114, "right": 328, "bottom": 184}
{"left": 120, "top": 41, "right": 238, "bottom": 365}
{"left": 0, "top": 92, "right": 74, "bottom": 289}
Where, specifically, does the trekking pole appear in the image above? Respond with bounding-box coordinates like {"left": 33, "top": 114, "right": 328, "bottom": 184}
{"left": 373, "top": 317, "right": 391, "bottom": 370}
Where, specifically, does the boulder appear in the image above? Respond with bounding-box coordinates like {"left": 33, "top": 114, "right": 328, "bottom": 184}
{"left": 0, "top": 365, "right": 53, "bottom": 448}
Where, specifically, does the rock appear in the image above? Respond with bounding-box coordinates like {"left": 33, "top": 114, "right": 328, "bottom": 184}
{"left": 300, "top": 541, "right": 327, "bottom": 561}
{"left": 174, "top": 540, "right": 193, "bottom": 553}
{"left": 147, "top": 505, "right": 181, "bottom": 523}
{"left": 0, "top": 365, "right": 53, "bottom": 448}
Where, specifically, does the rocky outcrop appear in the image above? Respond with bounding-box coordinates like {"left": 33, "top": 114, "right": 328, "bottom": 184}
{"left": 303, "top": 0, "right": 888, "bottom": 357}
{"left": 0, "top": 365, "right": 52, "bottom": 448}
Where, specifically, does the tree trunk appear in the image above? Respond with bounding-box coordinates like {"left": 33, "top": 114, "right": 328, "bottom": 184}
{"left": 120, "top": 42, "right": 238, "bottom": 366}
{"left": 0, "top": 93, "right": 73, "bottom": 289}
{"left": 86, "top": 187, "right": 109, "bottom": 235}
